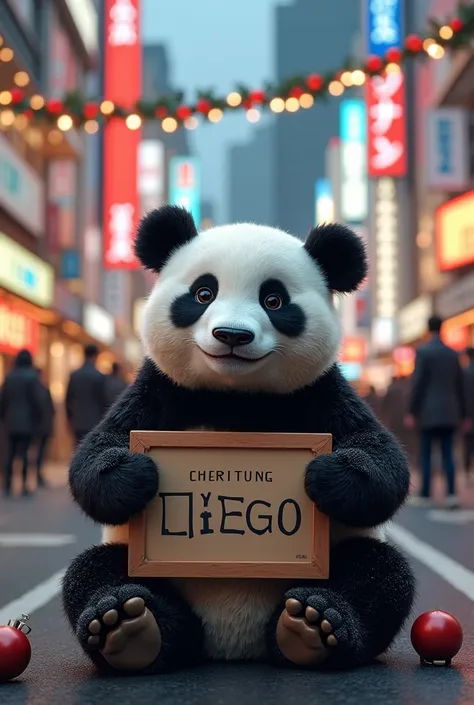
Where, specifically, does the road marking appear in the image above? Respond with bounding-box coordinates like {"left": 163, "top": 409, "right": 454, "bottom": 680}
{"left": 427, "top": 509, "right": 474, "bottom": 525}
{"left": 0, "top": 534, "right": 76, "bottom": 547}
{"left": 0, "top": 568, "right": 66, "bottom": 625}
{"left": 386, "top": 524, "right": 474, "bottom": 603}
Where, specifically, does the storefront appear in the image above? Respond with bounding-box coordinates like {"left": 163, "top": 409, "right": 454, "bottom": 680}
{"left": 435, "top": 270, "right": 474, "bottom": 352}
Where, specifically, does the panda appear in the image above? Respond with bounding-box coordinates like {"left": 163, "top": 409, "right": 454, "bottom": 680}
{"left": 63, "top": 205, "right": 414, "bottom": 675}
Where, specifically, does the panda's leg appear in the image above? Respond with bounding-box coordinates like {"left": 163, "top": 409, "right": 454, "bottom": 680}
{"left": 62, "top": 543, "right": 204, "bottom": 675}
{"left": 266, "top": 537, "right": 415, "bottom": 669}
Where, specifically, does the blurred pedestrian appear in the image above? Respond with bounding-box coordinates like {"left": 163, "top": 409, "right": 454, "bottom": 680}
{"left": 462, "top": 346, "right": 474, "bottom": 483}
{"left": 362, "top": 384, "right": 381, "bottom": 418}
{"left": 65, "top": 344, "right": 107, "bottom": 447}
{"left": 34, "top": 368, "right": 55, "bottom": 488}
{"left": 105, "top": 361, "right": 128, "bottom": 407}
{"left": 405, "top": 316, "right": 469, "bottom": 508}
{"left": 0, "top": 349, "right": 42, "bottom": 497}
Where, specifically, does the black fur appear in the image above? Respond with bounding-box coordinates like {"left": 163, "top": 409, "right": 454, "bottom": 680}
{"left": 170, "top": 273, "right": 218, "bottom": 328}
{"left": 304, "top": 223, "right": 367, "bottom": 294}
{"left": 259, "top": 279, "right": 306, "bottom": 337}
{"left": 134, "top": 206, "right": 198, "bottom": 272}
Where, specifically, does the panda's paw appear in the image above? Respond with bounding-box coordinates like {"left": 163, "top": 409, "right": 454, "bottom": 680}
{"left": 77, "top": 584, "right": 162, "bottom": 672}
{"left": 276, "top": 587, "right": 355, "bottom": 667}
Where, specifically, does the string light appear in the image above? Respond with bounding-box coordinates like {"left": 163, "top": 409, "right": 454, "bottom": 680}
{"left": 385, "top": 62, "right": 402, "bottom": 73}
{"left": 84, "top": 119, "right": 99, "bottom": 134}
{"left": 162, "top": 117, "right": 177, "bottom": 133}
{"left": 57, "top": 114, "right": 73, "bottom": 131}
{"left": 328, "top": 80, "right": 344, "bottom": 96}
{"left": 340, "top": 71, "right": 353, "bottom": 87}
{"left": 299, "top": 93, "right": 314, "bottom": 109}
{"left": 0, "top": 47, "right": 14, "bottom": 62}
{"left": 100, "top": 100, "right": 115, "bottom": 115}
{"left": 439, "top": 25, "right": 454, "bottom": 40}
{"left": 14, "top": 114, "right": 28, "bottom": 130}
{"left": 269, "top": 97, "right": 285, "bottom": 113}
{"left": 246, "top": 108, "right": 260, "bottom": 123}
{"left": 184, "top": 116, "right": 198, "bottom": 130}
{"left": 48, "top": 129, "right": 63, "bottom": 145}
{"left": 0, "top": 109, "right": 15, "bottom": 126}
{"left": 427, "top": 43, "right": 445, "bottom": 59}
{"left": 423, "top": 37, "right": 436, "bottom": 51}
{"left": 227, "top": 92, "right": 242, "bottom": 107}
{"left": 285, "top": 97, "right": 300, "bottom": 112}
{"left": 0, "top": 91, "right": 12, "bottom": 105}
{"left": 351, "top": 70, "right": 366, "bottom": 85}
{"left": 208, "top": 108, "right": 223, "bottom": 123}
{"left": 30, "top": 95, "right": 45, "bottom": 110}
{"left": 14, "top": 71, "right": 30, "bottom": 87}
{"left": 125, "top": 113, "right": 141, "bottom": 129}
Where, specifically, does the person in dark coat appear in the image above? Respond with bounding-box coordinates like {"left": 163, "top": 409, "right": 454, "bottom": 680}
{"left": 34, "top": 368, "right": 55, "bottom": 487}
{"left": 0, "top": 349, "right": 42, "bottom": 497}
{"left": 462, "top": 347, "right": 474, "bottom": 482}
{"left": 65, "top": 344, "right": 107, "bottom": 446}
{"left": 405, "top": 316, "right": 469, "bottom": 508}
{"left": 105, "top": 362, "right": 128, "bottom": 407}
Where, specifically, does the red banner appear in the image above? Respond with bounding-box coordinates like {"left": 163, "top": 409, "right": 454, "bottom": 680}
{"left": 0, "top": 299, "right": 39, "bottom": 357}
{"left": 103, "top": 0, "right": 141, "bottom": 270}
{"left": 367, "top": 70, "right": 407, "bottom": 178}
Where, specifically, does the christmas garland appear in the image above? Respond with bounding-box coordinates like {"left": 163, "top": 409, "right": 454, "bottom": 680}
{"left": 1, "top": 3, "right": 474, "bottom": 134}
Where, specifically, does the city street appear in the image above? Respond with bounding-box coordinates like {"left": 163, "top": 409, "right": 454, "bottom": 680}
{"left": 0, "top": 468, "right": 473, "bottom": 705}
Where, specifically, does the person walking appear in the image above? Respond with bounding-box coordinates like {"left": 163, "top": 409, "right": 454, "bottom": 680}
{"left": 65, "top": 344, "right": 107, "bottom": 446}
{"left": 34, "top": 368, "right": 55, "bottom": 488}
{"left": 105, "top": 362, "right": 128, "bottom": 408}
{"left": 0, "top": 349, "right": 42, "bottom": 497}
{"left": 405, "top": 316, "right": 469, "bottom": 508}
{"left": 462, "top": 346, "right": 474, "bottom": 483}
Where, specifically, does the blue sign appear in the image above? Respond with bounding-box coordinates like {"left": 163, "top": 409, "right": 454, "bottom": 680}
{"left": 169, "top": 157, "right": 201, "bottom": 227}
{"left": 61, "top": 250, "right": 81, "bottom": 279}
{"left": 315, "top": 179, "right": 332, "bottom": 201}
{"left": 340, "top": 100, "right": 366, "bottom": 144}
{"left": 366, "top": 0, "right": 403, "bottom": 56}
{"left": 426, "top": 108, "right": 469, "bottom": 190}
{"left": 338, "top": 362, "right": 362, "bottom": 381}
{"left": 315, "top": 179, "right": 334, "bottom": 224}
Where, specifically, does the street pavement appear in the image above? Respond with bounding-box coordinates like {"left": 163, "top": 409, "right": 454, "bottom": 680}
{"left": 1, "top": 465, "right": 474, "bottom": 705}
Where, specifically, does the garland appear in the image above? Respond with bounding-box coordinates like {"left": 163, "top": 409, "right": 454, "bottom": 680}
{"left": 1, "top": 3, "right": 474, "bottom": 134}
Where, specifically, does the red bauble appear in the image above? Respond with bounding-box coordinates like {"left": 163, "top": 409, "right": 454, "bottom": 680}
{"left": 306, "top": 73, "right": 323, "bottom": 91}
{"left": 289, "top": 86, "right": 305, "bottom": 98}
{"left": 10, "top": 89, "right": 23, "bottom": 105}
{"left": 0, "top": 625, "right": 31, "bottom": 681}
{"left": 385, "top": 47, "right": 403, "bottom": 63}
{"left": 23, "top": 109, "right": 33, "bottom": 120}
{"left": 196, "top": 99, "right": 211, "bottom": 114}
{"left": 450, "top": 17, "right": 463, "bottom": 32}
{"left": 405, "top": 34, "right": 423, "bottom": 53}
{"left": 411, "top": 611, "right": 463, "bottom": 665}
{"left": 249, "top": 90, "right": 265, "bottom": 104}
{"left": 366, "top": 55, "right": 383, "bottom": 72}
{"left": 155, "top": 106, "right": 168, "bottom": 119}
{"left": 46, "top": 98, "right": 63, "bottom": 115}
{"left": 176, "top": 104, "right": 192, "bottom": 120}
{"left": 83, "top": 102, "right": 99, "bottom": 119}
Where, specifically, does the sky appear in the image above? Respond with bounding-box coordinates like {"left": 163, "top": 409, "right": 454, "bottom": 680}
{"left": 142, "top": 0, "right": 291, "bottom": 223}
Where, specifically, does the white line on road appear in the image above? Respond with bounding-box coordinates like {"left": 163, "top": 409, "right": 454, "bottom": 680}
{"left": 386, "top": 524, "right": 474, "bottom": 603}
{"left": 427, "top": 509, "right": 474, "bottom": 525}
{"left": 0, "top": 534, "right": 76, "bottom": 547}
{"left": 0, "top": 568, "right": 66, "bottom": 625}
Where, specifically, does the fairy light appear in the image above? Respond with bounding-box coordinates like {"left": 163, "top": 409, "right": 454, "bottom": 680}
{"left": 84, "top": 119, "right": 99, "bottom": 134}
{"left": 427, "top": 43, "right": 445, "bottom": 59}
{"left": 246, "top": 108, "right": 261, "bottom": 123}
{"left": 184, "top": 116, "right": 198, "bottom": 130}
{"left": 351, "top": 70, "right": 366, "bottom": 86}
{"left": 162, "top": 117, "right": 178, "bottom": 133}
{"left": 299, "top": 93, "right": 314, "bottom": 109}
{"left": 328, "top": 80, "right": 344, "bottom": 96}
{"left": 57, "top": 114, "right": 73, "bottom": 131}
{"left": 423, "top": 37, "right": 436, "bottom": 51}
{"left": 208, "top": 108, "right": 223, "bottom": 123}
{"left": 14, "top": 71, "right": 30, "bottom": 87}
{"left": 0, "top": 109, "right": 15, "bottom": 126}
{"left": 125, "top": 113, "right": 141, "bottom": 130}
{"left": 0, "top": 91, "right": 12, "bottom": 105}
{"left": 100, "top": 100, "right": 115, "bottom": 115}
{"left": 269, "top": 97, "right": 285, "bottom": 113}
{"left": 227, "top": 92, "right": 242, "bottom": 107}
{"left": 0, "top": 47, "right": 14, "bottom": 62}
{"left": 14, "top": 114, "right": 28, "bottom": 130}
{"left": 439, "top": 25, "right": 454, "bottom": 40}
{"left": 340, "top": 71, "right": 353, "bottom": 87}
{"left": 285, "top": 97, "right": 300, "bottom": 112}
{"left": 30, "top": 95, "right": 45, "bottom": 110}
{"left": 385, "top": 62, "right": 401, "bottom": 73}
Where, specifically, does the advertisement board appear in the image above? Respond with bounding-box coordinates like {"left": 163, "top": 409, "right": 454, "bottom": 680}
{"left": 138, "top": 140, "right": 165, "bottom": 216}
{"left": 314, "top": 179, "right": 334, "bottom": 224}
{"left": 340, "top": 100, "right": 367, "bottom": 223}
{"left": 169, "top": 157, "right": 201, "bottom": 227}
{"left": 0, "top": 298, "right": 39, "bottom": 357}
{"left": 426, "top": 108, "right": 470, "bottom": 191}
{"left": 0, "top": 233, "right": 54, "bottom": 308}
{"left": 435, "top": 191, "right": 474, "bottom": 272}
{"left": 367, "top": 70, "right": 407, "bottom": 178}
{"left": 365, "top": 0, "right": 403, "bottom": 57}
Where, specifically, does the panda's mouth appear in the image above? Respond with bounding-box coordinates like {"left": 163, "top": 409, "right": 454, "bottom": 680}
{"left": 200, "top": 349, "right": 273, "bottom": 363}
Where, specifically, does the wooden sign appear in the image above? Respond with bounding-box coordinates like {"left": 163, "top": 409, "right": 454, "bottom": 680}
{"left": 128, "top": 431, "right": 331, "bottom": 579}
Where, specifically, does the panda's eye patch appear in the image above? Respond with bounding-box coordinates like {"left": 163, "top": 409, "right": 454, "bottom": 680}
{"left": 190, "top": 274, "right": 218, "bottom": 304}
{"left": 264, "top": 294, "right": 283, "bottom": 310}
{"left": 195, "top": 287, "right": 214, "bottom": 305}
{"left": 259, "top": 279, "right": 290, "bottom": 308}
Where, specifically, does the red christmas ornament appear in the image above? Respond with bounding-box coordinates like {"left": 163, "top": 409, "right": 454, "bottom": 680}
{"left": 366, "top": 55, "right": 383, "bottom": 72}
{"left": 405, "top": 34, "right": 423, "bottom": 53}
{"left": 83, "top": 102, "right": 99, "bottom": 119}
{"left": 23, "top": 109, "right": 34, "bottom": 120}
{"left": 411, "top": 611, "right": 463, "bottom": 666}
{"left": 155, "top": 106, "right": 168, "bottom": 119}
{"left": 242, "top": 98, "right": 253, "bottom": 110}
{"left": 10, "top": 88, "right": 24, "bottom": 105}
{"left": 306, "top": 73, "right": 323, "bottom": 91}
{"left": 0, "top": 614, "right": 32, "bottom": 682}
{"left": 289, "top": 86, "right": 305, "bottom": 98}
{"left": 176, "top": 104, "right": 192, "bottom": 121}
{"left": 46, "top": 98, "right": 63, "bottom": 115}
{"left": 385, "top": 47, "right": 403, "bottom": 63}
{"left": 196, "top": 98, "right": 211, "bottom": 114}
{"left": 450, "top": 17, "right": 463, "bottom": 32}
{"left": 249, "top": 90, "right": 265, "bottom": 104}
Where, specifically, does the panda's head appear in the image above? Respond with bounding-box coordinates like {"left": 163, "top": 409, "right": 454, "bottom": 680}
{"left": 136, "top": 206, "right": 367, "bottom": 394}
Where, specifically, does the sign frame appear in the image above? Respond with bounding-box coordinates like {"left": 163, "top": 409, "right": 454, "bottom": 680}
{"left": 128, "top": 431, "right": 331, "bottom": 579}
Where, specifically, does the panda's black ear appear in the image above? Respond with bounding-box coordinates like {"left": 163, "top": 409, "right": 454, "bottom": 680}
{"left": 134, "top": 205, "right": 198, "bottom": 272}
{"left": 304, "top": 223, "right": 367, "bottom": 293}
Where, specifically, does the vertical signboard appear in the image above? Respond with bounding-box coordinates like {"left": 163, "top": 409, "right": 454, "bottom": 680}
{"left": 365, "top": 0, "right": 403, "bottom": 57}
{"left": 340, "top": 100, "right": 368, "bottom": 223}
{"left": 169, "top": 157, "right": 201, "bottom": 227}
{"left": 426, "top": 108, "right": 470, "bottom": 191}
{"left": 138, "top": 140, "right": 165, "bottom": 216}
{"left": 315, "top": 179, "right": 334, "bottom": 224}
{"left": 103, "top": 0, "right": 141, "bottom": 269}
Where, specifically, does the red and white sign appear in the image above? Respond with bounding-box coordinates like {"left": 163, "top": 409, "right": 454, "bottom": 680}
{"left": 103, "top": 0, "right": 141, "bottom": 269}
{"left": 0, "top": 299, "right": 39, "bottom": 357}
{"left": 367, "top": 71, "right": 407, "bottom": 178}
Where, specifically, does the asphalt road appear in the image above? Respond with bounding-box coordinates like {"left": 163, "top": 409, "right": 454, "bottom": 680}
{"left": 1, "top": 468, "right": 474, "bottom": 705}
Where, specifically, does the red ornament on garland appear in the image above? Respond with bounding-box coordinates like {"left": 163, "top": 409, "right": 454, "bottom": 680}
{"left": 46, "top": 98, "right": 63, "bottom": 115}
{"left": 83, "top": 102, "right": 99, "bottom": 119}
{"left": 10, "top": 89, "right": 24, "bottom": 105}
{"left": 155, "top": 106, "right": 168, "bottom": 119}
{"left": 176, "top": 104, "right": 192, "bottom": 121}
{"left": 289, "top": 86, "right": 305, "bottom": 99}
{"left": 23, "top": 109, "right": 33, "bottom": 120}
{"left": 249, "top": 90, "right": 265, "bottom": 104}
{"left": 405, "top": 34, "right": 423, "bottom": 53}
{"left": 411, "top": 611, "right": 463, "bottom": 666}
{"left": 0, "top": 614, "right": 32, "bottom": 682}
{"left": 196, "top": 98, "right": 211, "bottom": 114}
{"left": 450, "top": 17, "right": 463, "bottom": 32}
{"left": 366, "top": 55, "right": 383, "bottom": 72}
{"left": 306, "top": 73, "right": 323, "bottom": 91}
{"left": 385, "top": 47, "right": 403, "bottom": 63}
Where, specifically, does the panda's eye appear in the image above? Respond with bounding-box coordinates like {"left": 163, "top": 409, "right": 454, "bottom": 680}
{"left": 264, "top": 294, "right": 283, "bottom": 311}
{"left": 195, "top": 287, "right": 215, "bottom": 305}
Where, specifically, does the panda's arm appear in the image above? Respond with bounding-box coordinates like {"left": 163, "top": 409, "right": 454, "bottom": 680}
{"left": 305, "top": 370, "right": 410, "bottom": 528}
{"left": 69, "top": 360, "right": 160, "bottom": 526}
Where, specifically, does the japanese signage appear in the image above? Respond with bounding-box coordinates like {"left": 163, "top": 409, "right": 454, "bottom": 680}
{"left": 0, "top": 298, "right": 39, "bottom": 357}
{"left": 48, "top": 160, "right": 77, "bottom": 249}
{"left": 435, "top": 191, "right": 474, "bottom": 272}
{"left": 138, "top": 140, "right": 165, "bottom": 216}
{"left": 315, "top": 179, "right": 334, "bottom": 224}
{"left": 340, "top": 100, "right": 368, "bottom": 223}
{"left": 169, "top": 157, "right": 201, "bottom": 227}
{"left": 397, "top": 295, "right": 433, "bottom": 344}
{"left": 128, "top": 432, "right": 331, "bottom": 579}
{"left": 0, "top": 233, "right": 54, "bottom": 308}
{"left": 367, "top": 70, "right": 407, "bottom": 177}
{"left": 103, "top": 0, "right": 141, "bottom": 269}
{"left": 0, "top": 134, "right": 45, "bottom": 237}
{"left": 365, "top": 0, "right": 403, "bottom": 57}
{"left": 83, "top": 303, "right": 115, "bottom": 345}
{"left": 426, "top": 108, "right": 470, "bottom": 191}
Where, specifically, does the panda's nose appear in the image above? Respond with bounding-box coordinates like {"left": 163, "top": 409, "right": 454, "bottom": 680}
{"left": 212, "top": 327, "right": 255, "bottom": 347}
